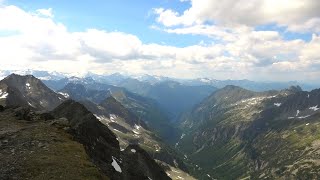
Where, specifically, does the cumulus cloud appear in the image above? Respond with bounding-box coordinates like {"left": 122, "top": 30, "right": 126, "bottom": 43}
{"left": 0, "top": 4, "right": 319, "bottom": 82}
{"left": 154, "top": 0, "right": 320, "bottom": 32}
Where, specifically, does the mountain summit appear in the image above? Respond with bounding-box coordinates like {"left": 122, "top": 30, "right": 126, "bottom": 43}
{"left": 0, "top": 74, "right": 65, "bottom": 111}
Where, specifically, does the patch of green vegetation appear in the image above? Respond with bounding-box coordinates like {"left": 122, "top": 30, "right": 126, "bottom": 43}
{"left": 22, "top": 128, "right": 109, "bottom": 180}
{"left": 0, "top": 111, "right": 109, "bottom": 180}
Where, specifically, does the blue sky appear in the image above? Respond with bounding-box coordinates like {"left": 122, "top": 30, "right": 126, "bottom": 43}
{"left": 9, "top": 0, "right": 312, "bottom": 46}
{"left": 0, "top": 0, "right": 319, "bottom": 82}
{"left": 6, "top": 0, "right": 204, "bottom": 46}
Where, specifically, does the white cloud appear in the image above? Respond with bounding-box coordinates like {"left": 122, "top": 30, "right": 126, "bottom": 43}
{"left": 76, "top": 29, "right": 143, "bottom": 61}
{"left": 0, "top": 4, "right": 319, "bottom": 82}
{"left": 154, "top": 0, "right": 320, "bottom": 32}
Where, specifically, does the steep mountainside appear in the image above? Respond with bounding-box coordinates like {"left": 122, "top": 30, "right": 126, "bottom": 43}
{"left": 44, "top": 76, "right": 217, "bottom": 120}
{"left": 147, "top": 81, "right": 217, "bottom": 120}
{"left": 178, "top": 86, "right": 320, "bottom": 179}
{"left": 117, "top": 80, "right": 217, "bottom": 120}
{"left": 58, "top": 83, "right": 111, "bottom": 104}
{"left": 80, "top": 97, "right": 194, "bottom": 179}
{"left": 0, "top": 74, "right": 65, "bottom": 111}
{"left": 59, "top": 83, "right": 180, "bottom": 144}
{"left": 52, "top": 100, "right": 171, "bottom": 180}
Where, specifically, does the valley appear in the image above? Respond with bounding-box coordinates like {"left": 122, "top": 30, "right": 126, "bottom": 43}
{"left": 0, "top": 72, "right": 320, "bottom": 179}
{"left": 1, "top": 1, "right": 320, "bottom": 179}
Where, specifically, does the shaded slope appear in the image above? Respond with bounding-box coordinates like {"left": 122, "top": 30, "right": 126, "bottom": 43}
{"left": 0, "top": 74, "right": 65, "bottom": 111}
{"left": 178, "top": 86, "right": 320, "bottom": 179}
{"left": 51, "top": 100, "right": 171, "bottom": 180}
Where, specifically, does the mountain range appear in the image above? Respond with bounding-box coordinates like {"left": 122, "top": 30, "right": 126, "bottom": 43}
{"left": 0, "top": 74, "right": 188, "bottom": 179}
{"left": 1, "top": 72, "right": 320, "bottom": 179}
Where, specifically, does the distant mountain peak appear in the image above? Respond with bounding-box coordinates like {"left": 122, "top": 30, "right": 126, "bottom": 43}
{"left": 0, "top": 74, "right": 65, "bottom": 111}
{"left": 287, "top": 85, "right": 303, "bottom": 92}
{"left": 5, "top": 73, "right": 36, "bottom": 80}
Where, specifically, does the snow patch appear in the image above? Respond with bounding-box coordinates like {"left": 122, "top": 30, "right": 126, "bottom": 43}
{"left": 113, "top": 129, "right": 122, "bottom": 133}
{"left": 175, "top": 142, "right": 179, "bottom": 148}
{"left": 307, "top": 94, "right": 310, "bottom": 98}
{"left": 111, "top": 156, "right": 122, "bottom": 173}
{"left": 134, "top": 124, "right": 141, "bottom": 130}
{"left": 94, "top": 115, "right": 103, "bottom": 121}
{"left": 309, "top": 105, "right": 319, "bottom": 111}
{"left": 0, "top": 89, "right": 8, "bottom": 99}
{"left": 289, "top": 115, "right": 311, "bottom": 119}
{"left": 274, "top": 103, "right": 281, "bottom": 107}
{"left": 298, "top": 115, "right": 311, "bottom": 119}
{"left": 266, "top": 95, "right": 277, "bottom": 99}
{"left": 58, "top": 92, "right": 69, "bottom": 98}
{"left": 306, "top": 123, "right": 310, "bottom": 126}
{"left": 180, "top": 133, "right": 185, "bottom": 139}
{"left": 27, "top": 102, "right": 35, "bottom": 107}
{"left": 131, "top": 149, "right": 136, "bottom": 153}
{"left": 200, "top": 78, "right": 210, "bottom": 83}
{"left": 109, "top": 114, "right": 117, "bottom": 122}
{"left": 296, "top": 110, "right": 300, "bottom": 117}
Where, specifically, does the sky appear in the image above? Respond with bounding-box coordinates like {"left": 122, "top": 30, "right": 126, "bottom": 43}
{"left": 0, "top": 0, "right": 320, "bottom": 82}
